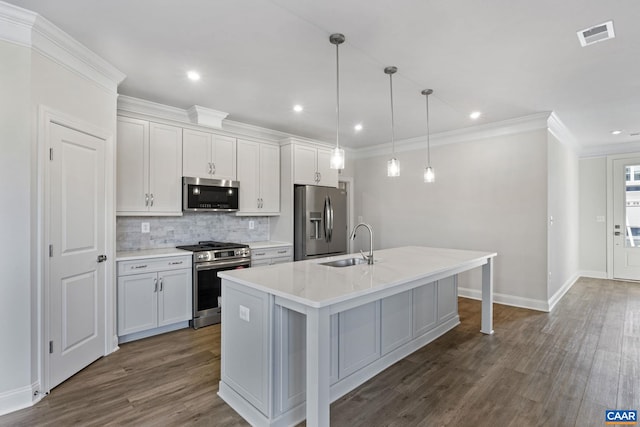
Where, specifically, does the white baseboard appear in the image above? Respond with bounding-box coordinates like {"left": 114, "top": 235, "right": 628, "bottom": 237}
{"left": 0, "top": 381, "right": 40, "bottom": 416}
{"left": 458, "top": 287, "right": 550, "bottom": 312}
{"left": 548, "top": 273, "right": 580, "bottom": 312}
{"left": 579, "top": 270, "right": 608, "bottom": 279}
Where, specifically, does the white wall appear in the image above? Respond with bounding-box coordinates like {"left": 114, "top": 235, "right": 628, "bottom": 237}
{"left": 579, "top": 157, "right": 607, "bottom": 276}
{"left": 0, "top": 40, "right": 33, "bottom": 407}
{"left": 353, "top": 129, "right": 549, "bottom": 306}
{"left": 547, "top": 131, "right": 580, "bottom": 303}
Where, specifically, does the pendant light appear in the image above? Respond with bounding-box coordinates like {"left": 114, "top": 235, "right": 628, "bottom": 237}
{"left": 329, "top": 33, "right": 345, "bottom": 170}
{"left": 422, "top": 89, "right": 435, "bottom": 183}
{"left": 385, "top": 66, "right": 400, "bottom": 177}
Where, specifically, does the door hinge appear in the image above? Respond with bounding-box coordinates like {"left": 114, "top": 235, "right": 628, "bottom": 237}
{"left": 49, "top": 341, "right": 53, "bottom": 354}
{"left": 49, "top": 148, "right": 53, "bottom": 161}
{"left": 49, "top": 245, "right": 53, "bottom": 257}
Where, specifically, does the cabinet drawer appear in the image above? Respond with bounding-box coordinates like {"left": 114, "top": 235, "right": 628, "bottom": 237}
{"left": 118, "top": 255, "right": 192, "bottom": 276}
{"left": 251, "top": 246, "right": 292, "bottom": 260}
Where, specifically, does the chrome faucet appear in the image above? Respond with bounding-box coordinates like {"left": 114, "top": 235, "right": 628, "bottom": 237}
{"left": 350, "top": 223, "right": 374, "bottom": 265}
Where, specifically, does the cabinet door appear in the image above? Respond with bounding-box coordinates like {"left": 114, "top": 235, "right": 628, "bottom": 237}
{"left": 182, "top": 129, "right": 212, "bottom": 178}
{"left": 412, "top": 282, "right": 437, "bottom": 336}
{"left": 236, "top": 139, "right": 260, "bottom": 213}
{"left": 316, "top": 148, "right": 339, "bottom": 188}
{"left": 381, "top": 290, "right": 413, "bottom": 355}
{"left": 117, "top": 117, "right": 149, "bottom": 213}
{"left": 338, "top": 301, "right": 381, "bottom": 379}
{"left": 117, "top": 272, "right": 158, "bottom": 335}
{"left": 148, "top": 123, "right": 183, "bottom": 214}
{"left": 158, "top": 268, "right": 192, "bottom": 326}
{"left": 259, "top": 144, "right": 280, "bottom": 213}
{"left": 293, "top": 145, "right": 318, "bottom": 185}
{"left": 211, "top": 135, "right": 237, "bottom": 180}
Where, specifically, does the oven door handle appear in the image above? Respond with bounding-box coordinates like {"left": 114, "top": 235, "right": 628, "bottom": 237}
{"left": 195, "top": 259, "right": 250, "bottom": 270}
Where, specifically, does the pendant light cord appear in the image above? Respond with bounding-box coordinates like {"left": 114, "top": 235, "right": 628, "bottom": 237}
{"left": 425, "top": 93, "right": 430, "bottom": 166}
{"left": 389, "top": 73, "right": 395, "bottom": 154}
{"left": 335, "top": 42, "right": 340, "bottom": 150}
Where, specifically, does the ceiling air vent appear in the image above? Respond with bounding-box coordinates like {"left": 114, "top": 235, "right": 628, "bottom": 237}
{"left": 577, "top": 21, "right": 615, "bottom": 47}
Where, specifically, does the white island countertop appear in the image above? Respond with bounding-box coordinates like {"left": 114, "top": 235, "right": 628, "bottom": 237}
{"left": 219, "top": 246, "right": 496, "bottom": 309}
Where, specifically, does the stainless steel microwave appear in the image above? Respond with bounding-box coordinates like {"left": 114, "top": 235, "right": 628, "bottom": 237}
{"left": 183, "top": 177, "right": 239, "bottom": 212}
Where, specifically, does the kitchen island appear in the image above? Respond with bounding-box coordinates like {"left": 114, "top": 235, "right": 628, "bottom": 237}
{"left": 218, "top": 246, "right": 497, "bottom": 427}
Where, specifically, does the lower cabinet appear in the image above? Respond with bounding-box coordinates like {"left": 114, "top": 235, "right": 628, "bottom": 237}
{"left": 250, "top": 245, "right": 293, "bottom": 267}
{"left": 117, "top": 255, "right": 192, "bottom": 339}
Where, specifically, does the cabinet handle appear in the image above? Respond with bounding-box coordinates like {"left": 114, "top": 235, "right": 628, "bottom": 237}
{"left": 154, "top": 278, "right": 158, "bottom": 292}
{"left": 169, "top": 261, "right": 183, "bottom": 265}
{"left": 277, "top": 250, "right": 287, "bottom": 254}
{"left": 145, "top": 193, "right": 149, "bottom": 206}
{"left": 260, "top": 198, "right": 264, "bottom": 208}
{"left": 208, "top": 162, "right": 212, "bottom": 174}
{"left": 133, "top": 264, "right": 148, "bottom": 269}
{"left": 159, "top": 277, "right": 163, "bottom": 292}
{"left": 317, "top": 172, "right": 322, "bottom": 182}
{"left": 211, "top": 162, "right": 216, "bottom": 175}
{"left": 254, "top": 252, "right": 266, "bottom": 256}
{"left": 150, "top": 193, "right": 154, "bottom": 207}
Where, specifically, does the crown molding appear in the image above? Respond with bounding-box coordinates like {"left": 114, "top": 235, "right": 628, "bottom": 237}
{"left": 0, "top": 1, "right": 125, "bottom": 92}
{"left": 118, "top": 95, "right": 190, "bottom": 122}
{"left": 547, "top": 112, "right": 580, "bottom": 153}
{"left": 580, "top": 141, "right": 640, "bottom": 158}
{"left": 353, "top": 112, "right": 552, "bottom": 159}
{"left": 186, "top": 105, "right": 228, "bottom": 129}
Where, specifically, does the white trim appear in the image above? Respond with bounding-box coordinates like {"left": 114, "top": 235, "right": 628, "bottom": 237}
{"left": 581, "top": 141, "right": 640, "bottom": 158}
{"left": 186, "top": 105, "right": 228, "bottom": 129}
{"left": 353, "top": 112, "right": 552, "bottom": 159}
{"left": 579, "top": 270, "right": 608, "bottom": 279}
{"left": 548, "top": 273, "right": 579, "bottom": 311}
{"left": 118, "top": 95, "right": 190, "bottom": 122}
{"left": 547, "top": 112, "right": 580, "bottom": 153}
{"left": 0, "top": 382, "right": 39, "bottom": 416}
{"left": 0, "top": 1, "right": 125, "bottom": 92}
{"left": 458, "top": 287, "right": 550, "bottom": 312}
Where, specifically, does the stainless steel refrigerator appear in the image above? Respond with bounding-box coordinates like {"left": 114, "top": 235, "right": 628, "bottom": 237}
{"left": 294, "top": 185, "right": 348, "bottom": 260}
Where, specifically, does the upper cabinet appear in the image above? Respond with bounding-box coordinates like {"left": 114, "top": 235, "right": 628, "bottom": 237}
{"left": 237, "top": 139, "right": 280, "bottom": 215}
{"left": 293, "top": 144, "right": 338, "bottom": 187}
{"left": 183, "top": 129, "right": 236, "bottom": 181}
{"left": 117, "top": 117, "right": 183, "bottom": 216}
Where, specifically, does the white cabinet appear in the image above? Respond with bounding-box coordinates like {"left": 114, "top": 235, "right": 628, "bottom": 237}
{"left": 117, "top": 117, "right": 183, "bottom": 216}
{"left": 183, "top": 129, "right": 236, "bottom": 180}
{"left": 381, "top": 290, "right": 413, "bottom": 355}
{"left": 293, "top": 144, "right": 338, "bottom": 187}
{"left": 250, "top": 245, "right": 292, "bottom": 267}
{"left": 237, "top": 139, "right": 280, "bottom": 215}
{"left": 117, "top": 255, "right": 192, "bottom": 340}
{"left": 338, "top": 301, "right": 381, "bottom": 379}
{"left": 412, "top": 281, "right": 437, "bottom": 336}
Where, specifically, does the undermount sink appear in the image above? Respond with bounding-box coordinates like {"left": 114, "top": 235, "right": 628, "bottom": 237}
{"left": 319, "top": 257, "right": 368, "bottom": 268}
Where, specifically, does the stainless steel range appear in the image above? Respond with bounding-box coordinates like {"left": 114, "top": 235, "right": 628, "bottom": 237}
{"left": 176, "top": 241, "right": 251, "bottom": 328}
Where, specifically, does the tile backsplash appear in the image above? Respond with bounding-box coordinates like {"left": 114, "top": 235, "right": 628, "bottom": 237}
{"left": 117, "top": 213, "right": 269, "bottom": 251}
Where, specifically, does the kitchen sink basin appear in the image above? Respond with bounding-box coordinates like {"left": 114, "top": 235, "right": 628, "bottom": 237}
{"left": 319, "top": 257, "right": 368, "bottom": 267}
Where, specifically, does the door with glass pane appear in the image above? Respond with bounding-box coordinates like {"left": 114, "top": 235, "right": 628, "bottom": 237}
{"left": 613, "top": 157, "right": 640, "bottom": 279}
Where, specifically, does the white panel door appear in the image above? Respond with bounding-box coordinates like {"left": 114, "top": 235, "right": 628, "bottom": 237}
{"left": 117, "top": 272, "right": 158, "bottom": 335}
{"left": 613, "top": 157, "right": 640, "bottom": 279}
{"left": 116, "top": 117, "right": 148, "bottom": 212}
{"left": 237, "top": 139, "right": 260, "bottom": 213}
{"left": 260, "top": 144, "right": 280, "bottom": 213}
{"left": 158, "top": 269, "right": 192, "bottom": 326}
{"left": 212, "top": 135, "right": 237, "bottom": 180}
{"left": 293, "top": 145, "right": 318, "bottom": 185}
{"left": 316, "top": 148, "right": 338, "bottom": 188}
{"left": 49, "top": 123, "right": 106, "bottom": 389}
{"left": 183, "top": 129, "right": 211, "bottom": 178}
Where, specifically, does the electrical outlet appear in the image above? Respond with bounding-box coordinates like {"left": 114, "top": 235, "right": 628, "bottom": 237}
{"left": 249, "top": 220, "right": 255, "bottom": 230}
{"left": 141, "top": 222, "right": 150, "bottom": 233}
{"left": 596, "top": 216, "right": 605, "bottom": 223}
{"left": 239, "top": 305, "right": 250, "bottom": 322}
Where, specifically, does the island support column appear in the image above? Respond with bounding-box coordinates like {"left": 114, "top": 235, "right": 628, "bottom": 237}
{"left": 481, "top": 257, "right": 494, "bottom": 334}
{"left": 306, "top": 305, "right": 331, "bottom": 427}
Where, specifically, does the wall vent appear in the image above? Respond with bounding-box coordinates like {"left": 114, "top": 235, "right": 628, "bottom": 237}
{"left": 577, "top": 21, "right": 615, "bottom": 47}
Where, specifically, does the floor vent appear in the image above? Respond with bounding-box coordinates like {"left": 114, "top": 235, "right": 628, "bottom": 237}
{"left": 577, "top": 21, "right": 615, "bottom": 47}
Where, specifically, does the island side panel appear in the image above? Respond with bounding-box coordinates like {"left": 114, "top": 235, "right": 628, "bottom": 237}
{"left": 481, "top": 257, "right": 494, "bottom": 334}
{"left": 220, "top": 279, "right": 272, "bottom": 417}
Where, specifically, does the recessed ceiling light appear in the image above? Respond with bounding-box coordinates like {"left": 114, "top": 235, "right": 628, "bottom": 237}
{"left": 354, "top": 123, "right": 363, "bottom": 131}
{"left": 470, "top": 111, "right": 481, "bottom": 120}
{"left": 611, "top": 130, "right": 623, "bottom": 135}
{"left": 187, "top": 71, "right": 201, "bottom": 81}
{"left": 293, "top": 104, "right": 303, "bottom": 113}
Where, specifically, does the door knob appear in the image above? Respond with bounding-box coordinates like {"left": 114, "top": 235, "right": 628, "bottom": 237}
{"left": 614, "top": 232, "right": 621, "bottom": 236}
{"left": 97, "top": 255, "right": 107, "bottom": 263}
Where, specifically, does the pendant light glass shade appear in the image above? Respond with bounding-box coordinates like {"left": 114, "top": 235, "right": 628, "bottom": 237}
{"left": 329, "top": 33, "right": 346, "bottom": 170}
{"left": 422, "top": 89, "right": 435, "bottom": 183}
{"left": 385, "top": 66, "right": 400, "bottom": 177}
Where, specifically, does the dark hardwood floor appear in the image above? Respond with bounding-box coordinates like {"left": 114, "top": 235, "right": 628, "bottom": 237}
{"left": 1, "top": 277, "right": 638, "bottom": 426}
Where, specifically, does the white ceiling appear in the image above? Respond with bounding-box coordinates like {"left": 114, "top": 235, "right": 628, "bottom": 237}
{"left": 10, "top": 0, "right": 640, "bottom": 150}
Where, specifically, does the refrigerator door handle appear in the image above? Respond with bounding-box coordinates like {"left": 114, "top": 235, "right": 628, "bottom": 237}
{"left": 328, "top": 196, "right": 334, "bottom": 242}
{"left": 323, "top": 196, "right": 330, "bottom": 243}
